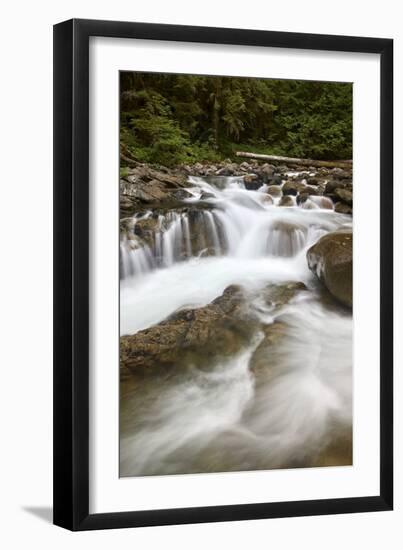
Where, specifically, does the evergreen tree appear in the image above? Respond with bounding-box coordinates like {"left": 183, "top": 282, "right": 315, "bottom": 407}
{"left": 120, "top": 72, "right": 352, "bottom": 166}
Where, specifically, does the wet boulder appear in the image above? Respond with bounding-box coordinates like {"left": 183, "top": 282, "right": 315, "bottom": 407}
{"left": 335, "top": 202, "right": 353, "bottom": 215}
{"left": 267, "top": 175, "right": 283, "bottom": 186}
{"left": 300, "top": 200, "right": 318, "bottom": 210}
{"left": 307, "top": 229, "right": 353, "bottom": 308}
{"left": 334, "top": 188, "right": 353, "bottom": 205}
{"left": 307, "top": 196, "right": 334, "bottom": 210}
{"left": 282, "top": 181, "right": 301, "bottom": 196}
{"left": 215, "top": 166, "right": 234, "bottom": 176}
{"left": 296, "top": 192, "right": 309, "bottom": 205}
{"left": 261, "top": 163, "right": 275, "bottom": 177}
{"left": 304, "top": 185, "right": 319, "bottom": 195}
{"left": 260, "top": 281, "right": 307, "bottom": 307}
{"left": 325, "top": 180, "right": 347, "bottom": 194}
{"left": 120, "top": 282, "right": 308, "bottom": 377}
{"left": 243, "top": 174, "right": 261, "bottom": 190}
{"left": 258, "top": 163, "right": 276, "bottom": 182}
{"left": 325, "top": 177, "right": 352, "bottom": 194}
{"left": 278, "top": 195, "right": 295, "bottom": 207}
{"left": 262, "top": 194, "right": 274, "bottom": 205}
{"left": 267, "top": 185, "right": 282, "bottom": 197}
{"left": 120, "top": 286, "right": 258, "bottom": 375}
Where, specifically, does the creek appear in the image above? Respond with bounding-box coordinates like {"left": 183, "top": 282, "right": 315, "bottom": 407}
{"left": 120, "top": 176, "right": 353, "bottom": 476}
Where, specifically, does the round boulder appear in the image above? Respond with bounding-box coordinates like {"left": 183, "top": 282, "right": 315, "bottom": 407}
{"left": 282, "top": 181, "right": 301, "bottom": 196}
{"left": 261, "top": 164, "right": 275, "bottom": 180}
{"left": 278, "top": 195, "right": 295, "bottom": 207}
{"left": 267, "top": 185, "right": 282, "bottom": 197}
{"left": 262, "top": 194, "right": 274, "bottom": 205}
{"left": 307, "top": 229, "right": 352, "bottom": 308}
{"left": 308, "top": 195, "right": 334, "bottom": 210}
{"left": 243, "top": 174, "right": 262, "bottom": 190}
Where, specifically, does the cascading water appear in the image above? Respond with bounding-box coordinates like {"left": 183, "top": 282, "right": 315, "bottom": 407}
{"left": 120, "top": 176, "right": 346, "bottom": 281}
{"left": 120, "top": 175, "right": 353, "bottom": 476}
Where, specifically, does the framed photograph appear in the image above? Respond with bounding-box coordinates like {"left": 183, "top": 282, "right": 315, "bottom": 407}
{"left": 53, "top": 19, "right": 393, "bottom": 530}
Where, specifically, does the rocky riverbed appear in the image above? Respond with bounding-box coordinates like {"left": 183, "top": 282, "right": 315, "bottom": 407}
{"left": 119, "top": 159, "right": 353, "bottom": 476}
{"left": 120, "top": 158, "right": 353, "bottom": 216}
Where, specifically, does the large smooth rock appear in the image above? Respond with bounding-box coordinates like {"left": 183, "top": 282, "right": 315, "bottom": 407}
{"left": 120, "top": 286, "right": 256, "bottom": 375}
{"left": 307, "top": 229, "right": 352, "bottom": 308}
{"left": 120, "top": 282, "right": 307, "bottom": 376}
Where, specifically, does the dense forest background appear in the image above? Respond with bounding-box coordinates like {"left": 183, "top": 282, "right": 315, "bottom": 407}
{"left": 120, "top": 72, "right": 352, "bottom": 167}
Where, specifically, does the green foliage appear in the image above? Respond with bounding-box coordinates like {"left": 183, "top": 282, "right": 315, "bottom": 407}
{"left": 120, "top": 72, "right": 352, "bottom": 166}
{"left": 120, "top": 166, "right": 129, "bottom": 178}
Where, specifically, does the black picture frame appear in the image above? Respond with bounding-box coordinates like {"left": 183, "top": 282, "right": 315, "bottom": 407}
{"left": 53, "top": 18, "right": 393, "bottom": 531}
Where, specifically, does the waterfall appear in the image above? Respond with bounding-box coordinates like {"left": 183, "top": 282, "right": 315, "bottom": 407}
{"left": 182, "top": 215, "right": 192, "bottom": 258}
{"left": 120, "top": 238, "right": 155, "bottom": 279}
{"left": 120, "top": 176, "right": 350, "bottom": 281}
{"left": 204, "top": 211, "right": 221, "bottom": 255}
{"left": 120, "top": 174, "right": 353, "bottom": 476}
{"left": 266, "top": 224, "right": 306, "bottom": 257}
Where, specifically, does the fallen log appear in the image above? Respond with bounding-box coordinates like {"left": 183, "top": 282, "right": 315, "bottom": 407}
{"left": 235, "top": 152, "right": 352, "bottom": 169}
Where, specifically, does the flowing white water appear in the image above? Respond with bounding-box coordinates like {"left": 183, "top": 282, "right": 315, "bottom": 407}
{"left": 120, "top": 334, "right": 263, "bottom": 476}
{"left": 120, "top": 176, "right": 348, "bottom": 281}
{"left": 120, "top": 175, "right": 352, "bottom": 476}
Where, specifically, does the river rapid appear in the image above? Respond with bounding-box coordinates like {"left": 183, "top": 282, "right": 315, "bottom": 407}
{"left": 119, "top": 175, "right": 353, "bottom": 476}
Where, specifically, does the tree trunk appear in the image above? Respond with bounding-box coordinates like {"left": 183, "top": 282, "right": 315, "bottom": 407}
{"left": 235, "top": 151, "right": 352, "bottom": 169}
{"left": 212, "top": 78, "right": 222, "bottom": 149}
